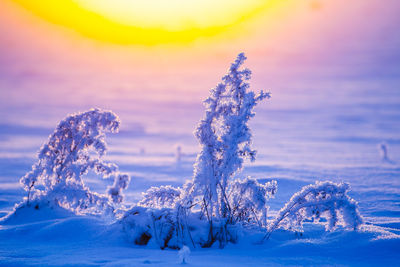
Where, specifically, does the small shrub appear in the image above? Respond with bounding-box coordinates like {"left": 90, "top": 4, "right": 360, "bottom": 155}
{"left": 139, "top": 185, "right": 182, "bottom": 209}
{"left": 263, "top": 181, "right": 363, "bottom": 241}
{"left": 19, "top": 108, "right": 131, "bottom": 215}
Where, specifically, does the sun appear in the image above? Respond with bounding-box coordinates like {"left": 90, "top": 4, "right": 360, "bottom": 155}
{"left": 11, "top": 0, "right": 273, "bottom": 45}
{"left": 74, "top": 0, "right": 267, "bottom": 31}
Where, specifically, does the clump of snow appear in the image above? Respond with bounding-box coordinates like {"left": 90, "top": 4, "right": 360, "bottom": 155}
{"left": 178, "top": 245, "right": 190, "bottom": 264}
{"left": 120, "top": 206, "right": 154, "bottom": 246}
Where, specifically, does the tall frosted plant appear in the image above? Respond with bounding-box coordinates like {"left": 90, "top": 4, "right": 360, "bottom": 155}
{"left": 187, "top": 53, "right": 270, "bottom": 246}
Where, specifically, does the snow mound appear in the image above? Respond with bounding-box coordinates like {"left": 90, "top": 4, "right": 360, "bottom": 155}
{"left": 0, "top": 204, "right": 123, "bottom": 246}
{"left": 0, "top": 199, "right": 75, "bottom": 225}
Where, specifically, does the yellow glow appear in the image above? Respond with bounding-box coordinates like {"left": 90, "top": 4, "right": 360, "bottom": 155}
{"left": 11, "top": 0, "right": 275, "bottom": 45}
{"left": 74, "top": 0, "right": 266, "bottom": 31}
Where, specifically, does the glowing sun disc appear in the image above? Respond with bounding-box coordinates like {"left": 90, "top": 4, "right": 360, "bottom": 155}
{"left": 12, "top": 0, "right": 272, "bottom": 45}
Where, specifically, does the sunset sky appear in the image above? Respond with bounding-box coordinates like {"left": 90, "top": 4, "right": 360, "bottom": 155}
{"left": 1, "top": 0, "right": 399, "bottom": 158}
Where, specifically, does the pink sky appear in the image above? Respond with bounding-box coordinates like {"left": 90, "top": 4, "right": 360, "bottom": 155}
{"left": 0, "top": 0, "right": 399, "bottom": 132}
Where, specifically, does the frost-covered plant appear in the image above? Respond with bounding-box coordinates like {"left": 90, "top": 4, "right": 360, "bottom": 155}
{"left": 228, "top": 178, "right": 277, "bottom": 227}
{"left": 139, "top": 185, "right": 182, "bottom": 209}
{"left": 184, "top": 53, "right": 269, "bottom": 246}
{"left": 135, "top": 185, "right": 202, "bottom": 249}
{"left": 121, "top": 206, "right": 186, "bottom": 249}
{"left": 19, "top": 108, "right": 131, "bottom": 214}
{"left": 263, "top": 181, "right": 363, "bottom": 241}
{"left": 120, "top": 204, "right": 210, "bottom": 250}
{"left": 108, "top": 173, "right": 131, "bottom": 204}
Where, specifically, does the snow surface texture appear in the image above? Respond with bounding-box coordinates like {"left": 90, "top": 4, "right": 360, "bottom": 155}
{"left": 0, "top": 208, "right": 399, "bottom": 266}
{"left": 1, "top": 48, "right": 400, "bottom": 265}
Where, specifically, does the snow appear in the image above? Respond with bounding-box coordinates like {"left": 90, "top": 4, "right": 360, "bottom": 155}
{"left": 0, "top": 206, "right": 399, "bottom": 266}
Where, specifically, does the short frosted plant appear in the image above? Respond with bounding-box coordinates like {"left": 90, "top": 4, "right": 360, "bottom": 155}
{"left": 139, "top": 185, "right": 182, "bottom": 209}
{"left": 264, "top": 181, "right": 363, "bottom": 241}
{"left": 20, "top": 108, "right": 131, "bottom": 214}
{"left": 379, "top": 143, "right": 394, "bottom": 164}
{"left": 175, "top": 145, "right": 183, "bottom": 163}
{"left": 228, "top": 178, "right": 277, "bottom": 227}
